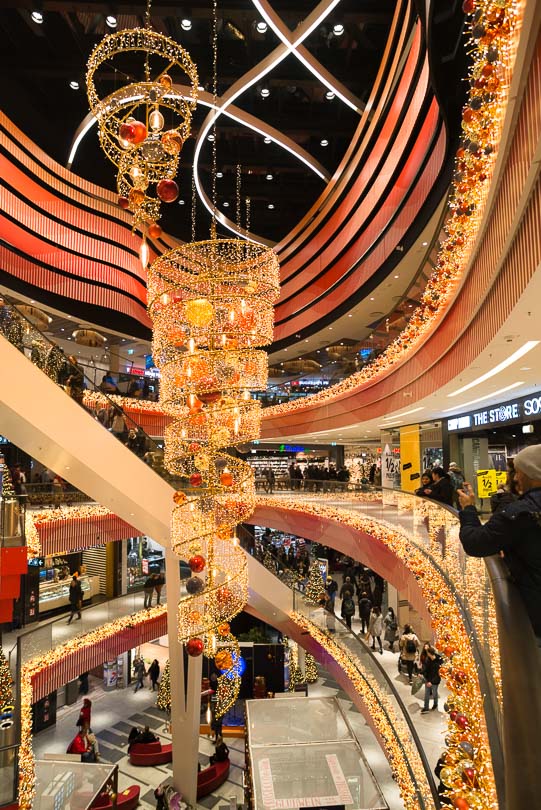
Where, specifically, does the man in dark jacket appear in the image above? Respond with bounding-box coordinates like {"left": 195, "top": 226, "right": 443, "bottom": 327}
{"left": 420, "top": 647, "right": 442, "bottom": 713}
{"left": 423, "top": 467, "right": 454, "bottom": 506}
{"left": 358, "top": 591, "right": 372, "bottom": 634}
{"left": 67, "top": 575, "right": 83, "bottom": 624}
{"left": 458, "top": 444, "right": 541, "bottom": 642}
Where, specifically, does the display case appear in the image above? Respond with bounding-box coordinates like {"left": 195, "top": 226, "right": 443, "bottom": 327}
{"left": 38, "top": 575, "right": 100, "bottom": 613}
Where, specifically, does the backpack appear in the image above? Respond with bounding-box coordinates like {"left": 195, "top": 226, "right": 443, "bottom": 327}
{"left": 342, "top": 597, "right": 355, "bottom": 617}
{"left": 405, "top": 637, "right": 417, "bottom": 654}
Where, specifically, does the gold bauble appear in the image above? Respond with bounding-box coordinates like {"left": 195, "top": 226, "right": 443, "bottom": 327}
{"left": 185, "top": 298, "right": 214, "bottom": 327}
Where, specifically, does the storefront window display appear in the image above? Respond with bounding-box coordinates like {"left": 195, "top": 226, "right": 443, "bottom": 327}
{"left": 126, "top": 536, "right": 165, "bottom": 591}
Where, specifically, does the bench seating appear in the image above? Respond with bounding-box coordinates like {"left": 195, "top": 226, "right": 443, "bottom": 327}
{"left": 129, "top": 741, "right": 173, "bottom": 766}
{"left": 91, "top": 785, "right": 140, "bottom": 810}
{"left": 197, "top": 759, "right": 230, "bottom": 799}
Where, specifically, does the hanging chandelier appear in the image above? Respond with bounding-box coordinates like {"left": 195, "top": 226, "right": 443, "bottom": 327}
{"left": 86, "top": 25, "right": 198, "bottom": 238}
{"left": 148, "top": 238, "right": 280, "bottom": 715}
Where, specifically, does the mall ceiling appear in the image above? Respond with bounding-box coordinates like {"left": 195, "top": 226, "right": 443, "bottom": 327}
{"left": 0, "top": 0, "right": 396, "bottom": 244}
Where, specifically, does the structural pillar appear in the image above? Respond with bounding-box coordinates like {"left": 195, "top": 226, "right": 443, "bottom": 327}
{"left": 399, "top": 424, "right": 421, "bottom": 492}
{"left": 165, "top": 546, "right": 202, "bottom": 807}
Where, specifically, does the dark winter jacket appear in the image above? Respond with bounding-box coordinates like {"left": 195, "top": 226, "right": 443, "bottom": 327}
{"left": 425, "top": 475, "right": 454, "bottom": 507}
{"left": 422, "top": 653, "right": 442, "bottom": 685}
{"left": 459, "top": 487, "right": 541, "bottom": 637}
{"left": 358, "top": 596, "right": 372, "bottom": 619}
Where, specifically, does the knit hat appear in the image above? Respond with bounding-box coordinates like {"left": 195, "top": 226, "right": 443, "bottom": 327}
{"left": 449, "top": 462, "right": 458, "bottom": 468}
{"left": 514, "top": 445, "right": 541, "bottom": 480}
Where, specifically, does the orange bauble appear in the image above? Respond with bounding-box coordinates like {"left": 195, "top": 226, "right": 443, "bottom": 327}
{"left": 220, "top": 472, "right": 234, "bottom": 487}
{"left": 129, "top": 188, "right": 145, "bottom": 207}
{"left": 132, "top": 121, "right": 147, "bottom": 144}
{"left": 215, "top": 650, "right": 233, "bottom": 671}
{"left": 218, "top": 622, "right": 230, "bottom": 636}
{"left": 148, "top": 222, "right": 162, "bottom": 239}
{"left": 173, "top": 490, "right": 187, "bottom": 505}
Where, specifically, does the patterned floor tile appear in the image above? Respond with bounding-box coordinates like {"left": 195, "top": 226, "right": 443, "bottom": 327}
{"left": 197, "top": 793, "right": 220, "bottom": 808}
{"left": 96, "top": 729, "right": 127, "bottom": 747}
{"left": 98, "top": 744, "right": 126, "bottom": 764}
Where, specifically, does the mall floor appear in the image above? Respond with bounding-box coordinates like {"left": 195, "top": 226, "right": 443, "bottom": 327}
{"left": 31, "top": 635, "right": 447, "bottom": 810}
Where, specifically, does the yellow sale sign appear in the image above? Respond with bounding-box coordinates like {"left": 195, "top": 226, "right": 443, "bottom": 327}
{"left": 476, "top": 469, "right": 498, "bottom": 498}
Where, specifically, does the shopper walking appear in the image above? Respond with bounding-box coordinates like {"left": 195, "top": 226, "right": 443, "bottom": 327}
{"left": 76, "top": 698, "right": 92, "bottom": 731}
{"left": 458, "top": 444, "right": 541, "bottom": 642}
{"left": 326, "top": 575, "right": 338, "bottom": 612}
{"left": 340, "top": 592, "right": 355, "bottom": 630}
{"left": 154, "top": 572, "right": 165, "bottom": 605}
{"left": 383, "top": 607, "right": 398, "bottom": 651}
{"left": 67, "top": 575, "right": 83, "bottom": 624}
{"left": 358, "top": 591, "right": 372, "bottom": 635}
{"left": 399, "top": 624, "right": 420, "bottom": 684}
{"left": 78, "top": 672, "right": 89, "bottom": 695}
{"left": 143, "top": 575, "right": 154, "bottom": 608}
{"left": 148, "top": 659, "right": 160, "bottom": 691}
{"left": 420, "top": 646, "right": 442, "bottom": 713}
{"left": 133, "top": 657, "right": 147, "bottom": 692}
{"left": 368, "top": 606, "right": 383, "bottom": 654}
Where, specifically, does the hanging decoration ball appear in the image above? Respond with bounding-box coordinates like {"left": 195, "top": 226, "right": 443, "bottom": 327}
{"left": 439, "top": 767, "right": 459, "bottom": 789}
{"left": 216, "top": 587, "right": 232, "bottom": 605}
{"left": 443, "top": 646, "right": 455, "bottom": 658}
{"left": 458, "top": 741, "right": 475, "bottom": 758}
{"left": 148, "top": 222, "right": 162, "bottom": 239}
{"left": 194, "top": 453, "right": 210, "bottom": 471}
{"left": 156, "top": 178, "right": 179, "bottom": 202}
{"left": 189, "top": 472, "right": 203, "bottom": 487}
{"left": 129, "top": 188, "right": 145, "bottom": 207}
{"left": 188, "top": 442, "right": 202, "bottom": 453}
{"left": 220, "top": 471, "right": 234, "bottom": 487}
{"left": 118, "top": 196, "right": 130, "bottom": 209}
{"left": 462, "top": 766, "right": 477, "bottom": 787}
{"left": 161, "top": 130, "right": 184, "bottom": 156}
{"left": 455, "top": 713, "right": 469, "bottom": 730}
{"left": 159, "top": 74, "right": 173, "bottom": 90}
{"left": 462, "top": 0, "right": 475, "bottom": 13}
{"left": 185, "top": 298, "right": 214, "bottom": 327}
{"left": 186, "top": 638, "right": 204, "bottom": 656}
{"left": 452, "top": 799, "right": 470, "bottom": 810}
{"left": 132, "top": 121, "right": 148, "bottom": 144}
{"left": 188, "top": 555, "right": 206, "bottom": 573}
{"left": 186, "top": 576, "right": 205, "bottom": 595}
{"left": 173, "top": 490, "right": 187, "bottom": 505}
{"left": 218, "top": 622, "right": 230, "bottom": 636}
{"left": 119, "top": 123, "right": 136, "bottom": 142}
{"left": 189, "top": 609, "right": 201, "bottom": 622}
{"left": 215, "top": 650, "right": 233, "bottom": 671}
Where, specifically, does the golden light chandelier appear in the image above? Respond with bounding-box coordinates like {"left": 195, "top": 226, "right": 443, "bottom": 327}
{"left": 148, "top": 238, "right": 280, "bottom": 715}
{"left": 86, "top": 25, "right": 198, "bottom": 237}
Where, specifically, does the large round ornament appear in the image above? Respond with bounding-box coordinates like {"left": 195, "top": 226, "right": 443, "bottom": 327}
{"left": 452, "top": 799, "right": 470, "bottom": 810}
{"left": 218, "top": 622, "right": 230, "bottom": 636}
{"left": 157, "top": 179, "right": 179, "bottom": 203}
{"left": 173, "top": 490, "right": 187, "bottom": 505}
{"left": 220, "top": 471, "right": 234, "bottom": 487}
{"left": 458, "top": 741, "right": 474, "bottom": 758}
{"left": 456, "top": 713, "right": 469, "bottom": 730}
{"left": 189, "top": 555, "right": 206, "bottom": 573}
{"left": 161, "top": 130, "right": 183, "bottom": 155}
{"left": 148, "top": 222, "right": 162, "bottom": 239}
{"left": 215, "top": 650, "right": 233, "bottom": 671}
{"left": 118, "top": 196, "right": 129, "bottom": 209}
{"left": 439, "top": 767, "right": 459, "bottom": 789}
{"left": 189, "top": 472, "right": 203, "bottom": 487}
{"left": 186, "top": 576, "right": 204, "bottom": 595}
{"left": 119, "top": 122, "right": 136, "bottom": 142}
{"left": 132, "top": 121, "right": 147, "bottom": 144}
{"left": 186, "top": 638, "right": 204, "bottom": 656}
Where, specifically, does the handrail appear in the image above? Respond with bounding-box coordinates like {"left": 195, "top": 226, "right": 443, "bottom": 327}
{"left": 485, "top": 555, "right": 541, "bottom": 810}
{"left": 244, "top": 534, "right": 441, "bottom": 808}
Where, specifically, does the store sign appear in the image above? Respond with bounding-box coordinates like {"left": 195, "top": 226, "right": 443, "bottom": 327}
{"left": 447, "top": 392, "right": 541, "bottom": 432}
{"left": 279, "top": 444, "right": 305, "bottom": 453}
{"left": 476, "top": 469, "right": 508, "bottom": 498}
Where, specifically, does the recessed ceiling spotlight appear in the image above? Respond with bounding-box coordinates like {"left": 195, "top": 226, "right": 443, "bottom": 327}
{"left": 394, "top": 274, "right": 399, "bottom": 279}
{"left": 320, "top": 138, "right": 329, "bottom": 147}
{"left": 325, "top": 90, "right": 335, "bottom": 100}
{"left": 267, "top": 203, "right": 274, "bottom": 210}
{"left": 266, "top": 172, "right": 273, "bottom": 180}
{"left": 264, "top": 136, "right": 272, "bottom": 144}
{"left": 422, "top": 241, "right": 428, "bottom": 246}
{"left": 260, "top": 87, "right": 270, "bottom": 98}
{"left": 223, "top": 201, "right": 230, "bottom": 207}
{"left": 105, "top": 15, "right": 117, "bottom": 29}
{"left": 333, "top": 23, "right": 345, "bottom": 36}
{"left": 207, "top": 133, "right": 215, "bottom": 142}
{"left": 69, "top": 80, "right": 80, "bottom": 90}
{"left": 31, "top": 10, "right": 43, "bottom": 24}
{"left": 369, "top": 297, "right": 375, "bottom": 301}
{"left": 181, "top": 18, "right": 192, "bottom": 31}
{"left": 216, "top": 171, "right": 223, "bottom": 178}
{"left": 256, "top": 20, "right": 268, "bottom": 33}
{"left": 178, "top": 199, "right": 185, "bottom": 205}
{"left": 348, "top": 313, "right": 352, "bottom": 317}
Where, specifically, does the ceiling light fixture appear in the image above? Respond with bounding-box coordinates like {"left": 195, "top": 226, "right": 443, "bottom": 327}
{"left": 216, "top": 171, "right": 223, "bottom": 178}
{"left": 178, "top": 199, "right": 185, "bottom": 205}
{"left": 447, "top": 341, "right": 539, "bottom": 398}
{"left": 377, "top": 421, "right": 403, "bottom": 428}
{"left": 325, "top": 90, "right": 335, "bottom": 100}
{"left": 267, "top": 203, "right": 274, "bottom": 210}
{"left": 31, "top": 10, "right": 43, "bottom": 24}
{"left": 223, "top": 201, "right": 230, "bottom": 207}
{"left": 320, "top": 138, "right": 329, "bottom": 146}
{"left": 443, "top": 381, "right": 526, "bottom": 413}
{"left": 383, "top": 407, "right": 425, "bottom": 420}
{"left": 260, "top": 87, "right": 270, "bottom": 98}
{"left": 70, "top": 81, "right": 80, "bottom": 91}
{"left": 105, "top": 15, "right": 117, "bottom": 29}
{"left": 256, "top": 21, "right": 268, "bottom": 34}
{"left": 263, "top": 136, "right": 272, "bottom": 144}
{"left": 332, "top": 23, "right": 345, "bottom": 36}
{"left": 266, "top": 172, "right": 273, "bottom": 180}
{"left": 181, "top": 18, "right": 192, "bottom": 31}
{"left": 207, "top": 133, "right": 215, "bottom": 142}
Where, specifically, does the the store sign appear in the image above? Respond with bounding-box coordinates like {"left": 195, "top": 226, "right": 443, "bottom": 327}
{"left": 447, "top": 392, "right": 541, "bottom": 432}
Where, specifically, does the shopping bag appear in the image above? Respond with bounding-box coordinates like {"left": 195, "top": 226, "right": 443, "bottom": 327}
{"left": 411, "top": 673, "right": 425, "bottom": 695}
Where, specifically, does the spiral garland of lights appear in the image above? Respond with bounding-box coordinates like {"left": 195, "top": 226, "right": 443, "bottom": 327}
{"left": 86, "top": 27, "right": 198, "bottom": 235}
{"left": 148, "top": 239, "right": 280, "bottom": 715}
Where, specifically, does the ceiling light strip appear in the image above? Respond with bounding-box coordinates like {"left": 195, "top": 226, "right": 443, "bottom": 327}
{"left": 447, "top": 341, "right": 539, "bottom": 397}
{"left": 442, "top": 381, "right": 525, "bottom": 413}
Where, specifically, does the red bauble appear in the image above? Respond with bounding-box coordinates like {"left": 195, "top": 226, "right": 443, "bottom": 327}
{"left": 186, "top": 638, "right": 204, "bottom": 657}
{"left": 453, "top": 799, "right": 470, "bottom": 810}
{"left": 148, "top": 222, "right": 162, "bottom": 239}
{"left": 454, "top": 669, "right": 467, "bottom": 684}
{"left": 449, "top": 710, "right": 458, "bottom": 722}
{"left": 220, "top": 472, "right": 234, "bottom": 487}
{"left": 190, "top": 472, "right": 203, "bottom": 487}
{"left": 157, "top": 179, "right": 179, "bottom": 203}
{"left": 462, "top": 0, "right": 474, "bottom": 13}
{"left": 118, "top": 196, "right": 130, "bottom": 209}
{"left": 119, "top": 123, "right": 136, "bottom": 142}
{"left": 216, "top": 587, "right": 231, "bottom": 605}
{"left": 189, "top": 554, "right": 206, "bottom": 573}
{"left": 188, "top": 442, "right": 201, "bottom": 453}
{"left": 443, "top": 646, "right": 455, "bottom": 658}
{"left": 132, "top": 121, "right": 147, "bottom": 144}
{"left": 462, "top": 767, "right": 476, "bottom": 786}
{"left": 456, "top": 713, "right": 469, "bottom": 730}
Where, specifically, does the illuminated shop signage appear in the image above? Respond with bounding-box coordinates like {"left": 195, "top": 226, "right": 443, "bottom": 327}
{"left": 447, "top": 393, "right": 541, "bottom": 432}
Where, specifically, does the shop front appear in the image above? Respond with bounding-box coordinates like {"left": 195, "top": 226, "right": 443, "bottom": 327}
{"left": 126, "top": 536, "right": 165, "bottom": 592}
{"left": 24, "top": 552, "right": 100, "bottom": 624}
{"left": 444, "top": 390, "right": 541, "bottom": 501}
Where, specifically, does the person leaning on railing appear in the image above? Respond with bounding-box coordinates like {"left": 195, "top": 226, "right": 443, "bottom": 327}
{"left": 457, "top": 444, "right": 541, "bottom": 644}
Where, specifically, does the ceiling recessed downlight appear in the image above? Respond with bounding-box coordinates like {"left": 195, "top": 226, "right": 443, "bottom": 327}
{"left": 181, "top": 18, "right": 192, "bottom": 31}
{"left": 105, "top": 15, "right": 117, "bottom": 28}
{"left": 320, "top": 138, "right": 329, "bottom": 146}
{"left": 31, "top": 10, "right": 43, "bottom": 23}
